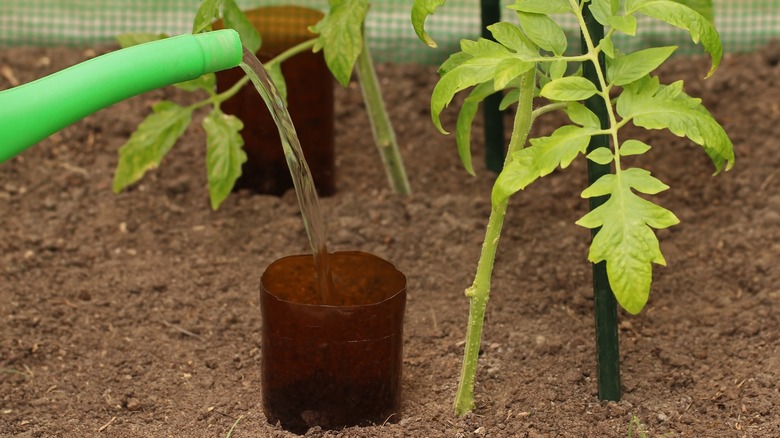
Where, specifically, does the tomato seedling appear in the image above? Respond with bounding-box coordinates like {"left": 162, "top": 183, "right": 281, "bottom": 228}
{"left": 114, "top": 0, "right": 410, "bottom": 210}
{"left": 413, "top": 0, "right": 733, "bottom": 415}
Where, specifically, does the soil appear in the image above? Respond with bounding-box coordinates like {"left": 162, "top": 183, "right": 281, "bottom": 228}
{"left": 2, "top": 40, "right": 780, "bottom": 438}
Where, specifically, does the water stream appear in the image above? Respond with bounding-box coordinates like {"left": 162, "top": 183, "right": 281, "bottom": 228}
{"left": 239, "top": 47, "right": 335, "bottom": 304}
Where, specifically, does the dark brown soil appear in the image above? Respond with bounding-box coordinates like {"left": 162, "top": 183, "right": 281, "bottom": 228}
{"left": 2, "top": 41, "right": 780, "bottom": 437}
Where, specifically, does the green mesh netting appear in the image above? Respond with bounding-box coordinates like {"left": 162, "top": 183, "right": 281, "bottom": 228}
{"left": 1, "top": 1, "right": 779, "bottom": 64}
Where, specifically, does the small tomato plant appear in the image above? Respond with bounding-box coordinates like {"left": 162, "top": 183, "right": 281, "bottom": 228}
{"left": 413, "top": 0, "right": 734, "bottom": 415}
{"left": 114, "top": 0, "right": 410, "bottom": 210}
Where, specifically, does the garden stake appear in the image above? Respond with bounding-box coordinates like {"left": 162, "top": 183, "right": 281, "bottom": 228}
{"left": 480, "top": 0, "right": 505, "bottom": 173}
{"left": 580, "top": 0, "right": 621, "bottom": 401}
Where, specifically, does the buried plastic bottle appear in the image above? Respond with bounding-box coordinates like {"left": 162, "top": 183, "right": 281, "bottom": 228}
{"left": 260, "top": 251, "right": 406, "bottom": 434}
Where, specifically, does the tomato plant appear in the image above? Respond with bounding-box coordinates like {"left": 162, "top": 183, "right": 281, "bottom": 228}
{"left": 413, "top": 0, "right": 734, "bottom": 414}
{"left": 114, "top": 0, "right": 410, "bottom": 210}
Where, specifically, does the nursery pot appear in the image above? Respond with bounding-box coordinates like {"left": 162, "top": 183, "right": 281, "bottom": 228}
{"left": 260, "top": 251, "right": 406, "bottom": 434}
{"left": 215, "top": 6, "right": 335, "bottom": 196}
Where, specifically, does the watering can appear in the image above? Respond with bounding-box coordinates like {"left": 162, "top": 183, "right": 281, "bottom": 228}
{"left": 0, "top": 29, "right": 243, "bottom": 163}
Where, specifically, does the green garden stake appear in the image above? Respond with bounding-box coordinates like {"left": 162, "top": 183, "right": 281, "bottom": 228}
{"left": 480, "top": 0, "right": 505, "bottom": 173}
{"left": 0, "top": 30, "right": 243, "bottom": 163}
{"left": 580, "top": 0, "right": 621, "bottom": 402}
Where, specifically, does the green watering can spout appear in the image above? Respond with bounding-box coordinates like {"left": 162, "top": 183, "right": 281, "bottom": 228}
{"left": 0, "top": 29, "right": 243, "bottom": 163}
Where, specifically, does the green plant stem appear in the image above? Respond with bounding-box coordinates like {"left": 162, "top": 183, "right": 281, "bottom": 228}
{"left": 577, "top": 0, "right": 621, "bottom": 402}
{"left": 264, "top": 38, "right": 318, "bottom": 70}
{"left": 355, "top": 33, "right": 412, "bottom": 195}
{"left": 453, "top": 67, "right": 536, "bottom": 416}
{"left": 532, "top": 102, "right": 567, "bottom": 119}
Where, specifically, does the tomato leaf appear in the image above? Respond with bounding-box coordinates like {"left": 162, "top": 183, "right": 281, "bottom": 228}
{"left": 587, "top": 148, "right": 614, "bottom": 165}
{"left": 113, "top": 102, "right": 193, "bottom": 192}
{"left": 222, "top": 0, "right": 261, "bottom": 53}
{"left": 192, "top": 0, "right": 224, "bottom": 34}
{"left": 174, "top": 73, "right": 216, "bottom": 93}
{"left": 487, "top": 22, "right": 539, "bottom": 59}
{"left": 493, "top": 125, "right": 595, "bottom": 203}
{"left": 508, "top": 0, "right": 571, "bottom": 15}
{"left": 620, "top": 139, "right": 652, "bottom": 156}
{"left": 310, "top": 0, "right": 368, "bottom": 87}
{"left": 540, "top": 76, "right": 598, "bottom": 101}
{"left": 515, "top": 11, "right": 568, "bottom": 55}
{"left": 411, "top": 0, "right": 448, "bottom": 48}
{"left": 607, "top": 46, "right": 677, "bottom": 86}
{"left": 576, "top": 168, "right": 679, "bottom": 314}
{"left": 626, "top": 0, "right": 721, "bottom": 77}
{"left": 566, "top": 102, "right": 600, "bottom": 128}
{"left": 204, "top": 110, "right": 247, "bottom": 210}
{"left": 431, "top": 40, "right": 513, "bottom": 133}
{"left": 617, "top": 75, "right": 734, "bottom": 172}
{"left": 453, "top": 82, "right": 495, "bottom": 176}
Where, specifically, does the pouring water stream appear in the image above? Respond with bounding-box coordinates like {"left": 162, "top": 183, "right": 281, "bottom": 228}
{"left": 239, "top": 47, "right": 335, "bottom": 304}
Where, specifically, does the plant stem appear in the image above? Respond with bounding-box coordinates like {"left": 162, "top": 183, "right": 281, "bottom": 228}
{"left": 264, "top": 38, "right": 317, "bottom": 70}
{"left": 453, "top": 67, "right": 536, "bottom": 416}
{"left": 578, "top": 0, "right": 621, "bottom": 402}
{"left": 355, "top": 32, "right": 412, "bottom": 195}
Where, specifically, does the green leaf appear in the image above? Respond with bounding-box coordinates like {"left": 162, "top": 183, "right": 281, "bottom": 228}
{"left": 617, "top": 76, "right": 734, "bottom": 172}
{"left": 515, "top": 11, "right": 567, "bottom": 55}
{"left": 508, "top": 0, "right": 571, "bottom": 15}
{"left": 499, "top": 89, "right": 520, "bottom": 110}
{"left": 461, "top": 38, "right": 509, "bottom": 57}
{"left": 222, "top": 0, "right": 261, "bottom": 53}
{"left": 620, "top": 139, "right": 652, "bottom": 156}
{"left": 529, "top": 125, "right": 597, "bottom": 173}
{"left": 455, "top": 82, "right": 494, "bottom": 176}
{"left": 431, "top": 43, "right": 513, "bottom": 133}
{"left": 492, "top": 125, "right": 595, "bottom": 203}
{"left": 626, "top": 0, "right": 721, "bottom": 77}
{"left": 620, "top": 167, "right": 671, "bottom": 195}
{"left": 411, "top": 0, "right": 447, "bottom": 48}
{"left": 576, "top": 168, "right": 679, "bottom": 314}
{"left": 566, "top": 102, "right": 600, "bottom": 128}
{"left": 589, "top": 0, "right": 614, "bottom": 26}
{"left": 174, "top": 73, "right": 216, "bottom": 93}
{"left": 193, "top": 0, "right": 224, "bottom": 34}
{"left": 113, "top": 101, "right": 193, "bottom": 192}
{"left": 115, "top": 32, "right": 168, "bottom": 48}
{"left": 607, "top": 46, "right": 676, "bottom": 86}
{"left": 673, "top": 0, "right": 714, "bottom": 23}
{"left": 492, "top": 148, "right": 537, "bottom": 204}
{"left": 549, "top": 59, "right": 567, "bottom": 80}
{"left": 587, "top": 148, "right": 614, "bottom": 164}
{"left": 600, "top": 34, "right": 615, "bottom": 58}
{"left": 438, "top": 51, "right": 472, "bottom": 75}
{"left": 487, "top": 22, "right": 539, "bottom": 59}
{"left": 494, "top": 58, "right": 534, "bottom": 90}
{"left": 540, "top": 76, "right": 598, "bottom": 101}
{"left": 204, "top": 110, "right": 247, "bottom": 210}
{"left": 267, "top": 63, "right": 288, "bottom": 105}
{"left": 607, "top": 15, "right": 638, "bottom": 35}
{"left": 310, "top": 0, "right": 368, "bottom": 87}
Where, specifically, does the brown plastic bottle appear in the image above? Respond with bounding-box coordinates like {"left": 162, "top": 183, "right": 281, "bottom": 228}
{"left": 260, "top": 251, "right": 406, "bottom": 434}
{"left": 215, "top": 6, "right": 335, "bottom": 196}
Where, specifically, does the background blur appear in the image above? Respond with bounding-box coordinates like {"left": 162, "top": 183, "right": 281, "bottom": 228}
{"left": 1, "top": 0, "right": 780, "bottom": 64}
